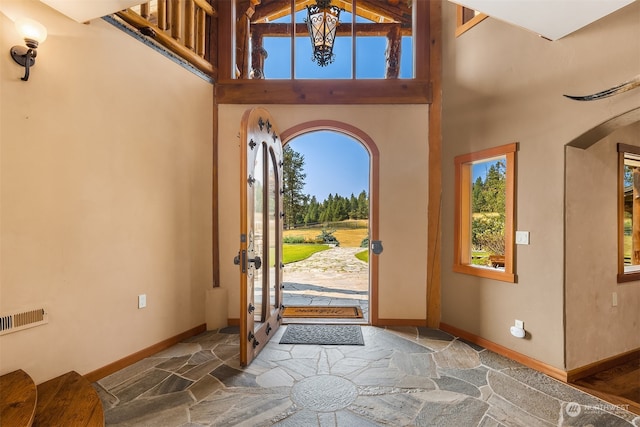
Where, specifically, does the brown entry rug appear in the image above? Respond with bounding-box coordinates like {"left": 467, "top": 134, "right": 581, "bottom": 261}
{"left": 281, "top": 306, "right": 363, "bottom": 318}
{"left": 279, "top": 324, "right": 364, "bottom": 345}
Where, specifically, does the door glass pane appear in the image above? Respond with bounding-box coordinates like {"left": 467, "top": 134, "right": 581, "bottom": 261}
{"left": 253, "top": 143, "right": 265, "bottom": 323}
{"left": 623, "top": 152, "right": 640, "bottom": 273}
{"left": 268, "top": 149, "right": 278, "bottom": 315}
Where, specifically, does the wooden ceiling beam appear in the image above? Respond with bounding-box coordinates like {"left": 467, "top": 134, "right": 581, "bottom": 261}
{"left": 249, "top": 0, "right": 411, "bottom": 25}
{"left": 215, "top": 79, "right": 430, "bottom": 104}
{"left": 251, "top": 22, "right": 411, "bottom": 37}
{"left": 250, "top": 0, "right": 314, "bottom": 23}
{"left": 340, "top": 0, "right": 411, "bottom": 24}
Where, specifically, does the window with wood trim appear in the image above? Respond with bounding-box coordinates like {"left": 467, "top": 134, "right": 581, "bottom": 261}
{"left": 236, "top": 0, "right": 417, "bottom": 80}
{"left": 454, "top": 143, "right": 517, "bottom": 282}
{"left": 455, "top": 5, "right": 488, "bottom": 37}
{"left": 618, "top": 144, "right": 640, "bottom": 283}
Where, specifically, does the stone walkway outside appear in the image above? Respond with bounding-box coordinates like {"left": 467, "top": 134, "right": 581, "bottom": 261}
{"left": 283, "top": 247, "right": 369, "bottom": 322}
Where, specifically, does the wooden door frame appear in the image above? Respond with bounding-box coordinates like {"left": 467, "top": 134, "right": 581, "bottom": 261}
{"left": 212, "top": 0, "right": 443, "bottom": 327}
{"left": 280, "top": 120, "right": 379, "bottom": 325}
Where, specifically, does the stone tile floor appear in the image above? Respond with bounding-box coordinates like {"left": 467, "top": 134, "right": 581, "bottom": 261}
{"left": 94, "top": 326, "right": 639, "bottom": 426}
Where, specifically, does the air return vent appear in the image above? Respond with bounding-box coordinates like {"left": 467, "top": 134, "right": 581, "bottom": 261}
{"left": 0, "top": 308, "right": 48, "bottom": 336}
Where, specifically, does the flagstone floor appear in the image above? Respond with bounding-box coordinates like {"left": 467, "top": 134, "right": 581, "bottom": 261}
{"left": 94, "top": 326, "right": 639, "bottom": 426}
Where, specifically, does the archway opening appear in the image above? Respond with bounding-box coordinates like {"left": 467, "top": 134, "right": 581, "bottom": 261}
{"left": 281, "top": 130, "right": 371, "bottom": 323}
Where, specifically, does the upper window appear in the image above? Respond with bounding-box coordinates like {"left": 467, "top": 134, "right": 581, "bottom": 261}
{"left": 455, "top": 5, "right": 488, "bottom": 37}
{"left": 454, "top": 143, "right": 517, "bottom": 282}
{"left": 237, "top": 0, "right": 414, "bottom": 80}
{"left": 618, "top": 144, "right": 640, "bottom": 282}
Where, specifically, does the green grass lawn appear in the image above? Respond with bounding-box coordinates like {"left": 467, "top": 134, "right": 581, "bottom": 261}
{"left": 355, "top": 250, "right": 369, "bottom": 263}
{"left": 283, "top": 244, "right": 329, "bottom": 264}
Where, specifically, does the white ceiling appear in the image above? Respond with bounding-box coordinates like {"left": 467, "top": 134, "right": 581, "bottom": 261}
{"left": 39, "top": 0, "right": 637, "bottom": 39}
{"left": 38, "top": 0, "right": 143, "bottom": 23}
{"left": 450, "top": 0, "right": 636, "bottom": 40}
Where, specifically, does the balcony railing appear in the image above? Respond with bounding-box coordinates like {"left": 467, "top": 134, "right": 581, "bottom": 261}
{"left": 116, "top": 0, "right": 217, "bottom": 77}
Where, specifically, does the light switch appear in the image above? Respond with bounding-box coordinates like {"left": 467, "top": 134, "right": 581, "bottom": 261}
{"left": 515, "top": 231, "right": 530, "bottom": 245}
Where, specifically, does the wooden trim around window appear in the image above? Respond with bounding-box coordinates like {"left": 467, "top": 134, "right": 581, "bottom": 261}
{"left": 453, "top": 143, "right": 517, "bottom": 283}
{"left": 455, "top": 6, "right": 488, "bottom": 37}
{"left": 215, "top": 79, "right": 431, "bottom": 104}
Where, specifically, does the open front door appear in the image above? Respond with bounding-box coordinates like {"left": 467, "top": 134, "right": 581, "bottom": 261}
{"left": 238, "top": 108, "right": 284, "bottom": 366}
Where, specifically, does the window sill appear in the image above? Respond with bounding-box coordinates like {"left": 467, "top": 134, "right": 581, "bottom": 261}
{"left": 453, "top": 264, "right": 516, "bottom": 283}
{"left": 617, "top": 272, "right": 640, "bottom": 283}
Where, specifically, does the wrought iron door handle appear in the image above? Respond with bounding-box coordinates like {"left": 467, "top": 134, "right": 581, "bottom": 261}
{"left": 249, "top": 255, "right": 262, "bottom": 270}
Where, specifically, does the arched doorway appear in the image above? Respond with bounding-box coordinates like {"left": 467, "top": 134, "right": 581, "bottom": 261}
{"left": 281, "top": 121, "right": 380, "bottom": 325}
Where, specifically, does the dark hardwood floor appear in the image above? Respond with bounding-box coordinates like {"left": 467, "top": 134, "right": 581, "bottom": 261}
{"left": 572, "top": 357, "right": 640, "bottom": 415}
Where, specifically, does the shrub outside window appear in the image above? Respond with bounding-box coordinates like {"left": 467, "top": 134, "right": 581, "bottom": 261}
{"left": 618, "top": 144, "right": 640, "bottom": 282}
{"left": 454, "top": 143, "right": 517, "bottom": 282}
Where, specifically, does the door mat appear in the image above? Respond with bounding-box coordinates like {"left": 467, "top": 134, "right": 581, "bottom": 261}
{"left": 279, "top": 324, "right": 364, "bottom": 345}
{"left": 281, "top": 306, "right": 363, "bottom": 318}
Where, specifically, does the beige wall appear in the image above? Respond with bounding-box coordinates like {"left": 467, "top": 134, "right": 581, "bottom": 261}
{"left": 566, "top": 122, "right": 640, "bottom": 370}
{"left": 218, "top": 104, "right": 429, "bottom": 322}
{"left": 441, "top": 1, "right": 640, "bottom": 370}
{"left": 0, "top": 1, "right": 213, "bottom": 383}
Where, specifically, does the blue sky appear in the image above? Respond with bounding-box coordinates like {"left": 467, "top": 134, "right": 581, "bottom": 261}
{"left": 265, "top": 8, "right": 412, "bottom": 199}
{"left": 288, "top": 131, "right": 369, "bottom": 200}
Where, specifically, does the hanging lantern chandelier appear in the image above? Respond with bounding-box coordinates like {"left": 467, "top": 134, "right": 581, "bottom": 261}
{"left": 305, "top": 0, "right": 342, "bottom": 67}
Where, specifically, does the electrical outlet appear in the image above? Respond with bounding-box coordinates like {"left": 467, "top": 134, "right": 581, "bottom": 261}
{"left": 515, "top": 319, "right": 524, "bottom": 329}
{"left": 515, "top": 231, "right": 530, "bottom": 245}
{"left": 138, "top": 294, "right": 147, "bottom": 309}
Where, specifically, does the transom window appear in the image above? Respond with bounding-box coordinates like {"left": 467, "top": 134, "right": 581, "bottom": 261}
{"left": 454, "top": 143, "right": 517, "bottom": 282}
{"left": 237, "top": 0, "right": 415, "bottom": 80}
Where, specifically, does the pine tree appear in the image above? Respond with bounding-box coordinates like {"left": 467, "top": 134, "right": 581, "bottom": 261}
{"left": 349, "top": 193, "right": 358, "bottom": 219}
{"left": 357, "top": 190, "right": 369, "bottom": 219}
{"left": 282, "top": 146, "right": 307, "bottom": 229}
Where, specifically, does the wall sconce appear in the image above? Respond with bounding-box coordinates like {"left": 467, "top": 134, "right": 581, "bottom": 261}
{"left": 10, "top": 18, "right": 48, "bottom": 81}
{"left": 305, "top": 0, "right": 342, "bottom": 67}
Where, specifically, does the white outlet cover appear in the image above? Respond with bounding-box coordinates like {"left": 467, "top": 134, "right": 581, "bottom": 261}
{"left": 138, "top": 294, "right": 147, "bottom": 309}
{"left": 510, "top": 326, "right": 526, "bottom": 338}
{"left": 515, "top": 231, "right": 530, "bottom": 245}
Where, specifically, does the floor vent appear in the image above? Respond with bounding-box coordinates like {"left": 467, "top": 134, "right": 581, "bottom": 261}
{"left": 0, "top": 308, "right": 48, "bottom": 336}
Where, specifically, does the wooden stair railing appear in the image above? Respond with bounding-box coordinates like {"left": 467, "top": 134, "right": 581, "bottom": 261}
{"left": 34, "top": 371, "right": 104, "bottom": 426}
{"left": 116, "top": 0, "right": 217, "bottom": 77}
{"left": 0, "top": 369, "right": 37, "bottom": 427}
{"left": 0, "top": 369, "right": 104, "bottom": 427}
